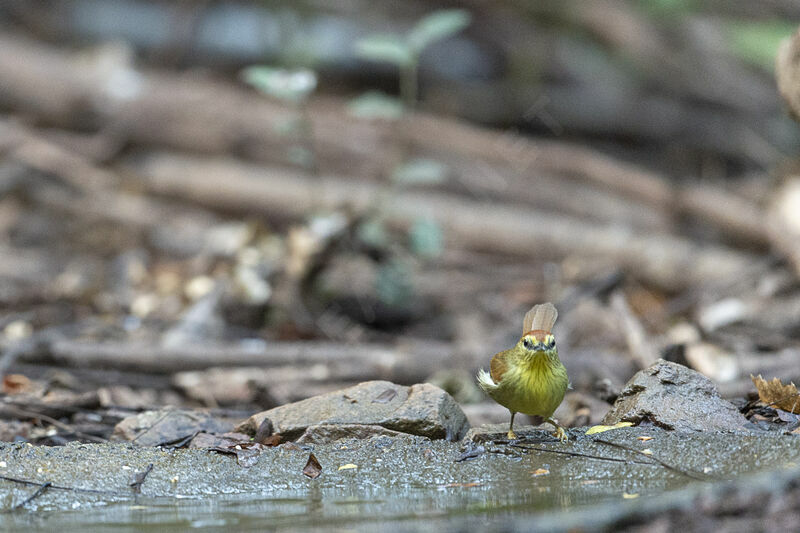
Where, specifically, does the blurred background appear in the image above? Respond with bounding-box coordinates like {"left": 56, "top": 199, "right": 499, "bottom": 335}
{"left": 1, "top": 0, "right": 800, "bottom": 440}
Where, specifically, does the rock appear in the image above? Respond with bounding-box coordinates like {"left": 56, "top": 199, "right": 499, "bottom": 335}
{"left": 296, "top": 424, "right": 407, "bottom": 444}
{"left": 236, "top": 380, "right": 469, "bottom": 441}
{"left": 112, "top": 408, "right": 233, "bottom": 446}
{"left": 602, "top": 359, "right": 751, "bottom": 432}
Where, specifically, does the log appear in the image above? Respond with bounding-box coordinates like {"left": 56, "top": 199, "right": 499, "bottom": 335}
{"left": 0, "top": 31, "right": 770, "bottom": 245}
{"left": 35, "top": 338, "right": 459, "bottom": 385}
{"left": 130, "top": 151, "right": 759, "bottom": 291}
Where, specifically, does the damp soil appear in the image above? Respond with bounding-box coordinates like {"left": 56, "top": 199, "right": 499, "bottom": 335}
{"left": 1, "top": 427, "right": 798, "bottom": 531}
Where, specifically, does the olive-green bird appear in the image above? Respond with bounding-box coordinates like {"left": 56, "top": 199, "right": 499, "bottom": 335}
{"left": 477, "top": 302, "right": 569, "bottom": 441}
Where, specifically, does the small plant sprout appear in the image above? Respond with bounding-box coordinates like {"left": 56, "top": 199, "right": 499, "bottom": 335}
{"left": 354, "top": 8, "right": 472, "bottom": 112}
{"left": 242, "top": 66, "right": 319, "bottom": 174}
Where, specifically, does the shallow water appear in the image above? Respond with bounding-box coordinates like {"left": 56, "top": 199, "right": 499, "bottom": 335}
{"left": 1, "top": 427, "right": 798, "bottom": 531}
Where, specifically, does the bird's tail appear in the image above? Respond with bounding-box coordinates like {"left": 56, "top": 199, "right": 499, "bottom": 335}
{"left": 476, "top": 369, "right": 497, "bottom": 391}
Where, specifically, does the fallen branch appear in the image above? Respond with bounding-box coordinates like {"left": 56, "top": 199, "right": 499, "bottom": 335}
{"left": 131, "top": 152, "right": 759, "bottom": 291}
{"left": 35, "top": 338, "right": 458, "bottom": 385}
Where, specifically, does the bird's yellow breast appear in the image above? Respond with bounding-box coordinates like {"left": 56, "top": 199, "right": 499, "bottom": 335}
{"left": 486, "top": 350, "right": 568, "bottom": 418}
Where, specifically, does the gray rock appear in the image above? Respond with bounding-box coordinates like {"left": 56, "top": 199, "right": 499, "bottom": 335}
{"left": 236, "top": 380, "right": 469, "bottom": 441}
{"left": 602, "top": 359, "right": 751, "bottom": 432}
{"left": 112, "top": 408, "right": 232, "bottom": 446}
{"left": 296, "top": 424, "right": 407, "bottom": 444}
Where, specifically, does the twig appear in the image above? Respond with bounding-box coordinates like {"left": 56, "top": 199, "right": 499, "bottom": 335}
{"left": 0, "top": 474, "right": 119, "bottom": 495}
{"left": 129, "top": 464, "right": 154, "bottom": 494}
{"left": 507, "top": 443, "right": 656, "bottom": 466}
{"left": 1, "top": 405, "right": 107, "bottom": 443}
{"left": 592, "top": 437, "right": 715, "bottom": 481}
{"left": 11, "top": 481, "right": 51, "bottom": 510}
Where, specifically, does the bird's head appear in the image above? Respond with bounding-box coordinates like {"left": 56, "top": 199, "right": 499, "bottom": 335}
{"left": 517, "top": 329, "right": 557, "bottom": 357}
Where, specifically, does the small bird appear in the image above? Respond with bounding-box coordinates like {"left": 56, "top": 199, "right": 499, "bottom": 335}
{"left": 477, "top": 302, "right": 569, "bottom": 442}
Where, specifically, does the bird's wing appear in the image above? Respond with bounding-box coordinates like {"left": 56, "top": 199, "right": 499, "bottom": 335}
{"left": 489, "top": 350, "right": 509, "bottom": 383}
{"left": 523, "top": 302, "right": 558, "bottom": 334}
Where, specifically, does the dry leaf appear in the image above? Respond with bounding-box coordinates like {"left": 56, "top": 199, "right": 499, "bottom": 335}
{"left": 585, "top": 422, "right": 634, "bottom": 435}
{"left": 637, "top": 436, "right": 653, "bottom": 442}
{"left": 338, "top": 464, "right": 358, "bottom": 471}
{"left": 260, "top": 434, "right": 282, "bottom": 447}
{"left": 751, "top": 375, "right": 800, "bottom": 414}
{"left": 303, "top": 453, "right": 322, "bottom": 479}
{"left": 641, "top": 449, "right": 653, "bottom": 456}
{"left": 531, "top": 468, "right": 550, "bottom": 476}
{"left": 2, "top": 374, "right": 33, "bottom": 395}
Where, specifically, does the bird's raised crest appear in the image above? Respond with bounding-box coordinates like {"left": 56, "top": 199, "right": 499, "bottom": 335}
{"left": 522, "top": 302, "right": 558, "bottom": 335}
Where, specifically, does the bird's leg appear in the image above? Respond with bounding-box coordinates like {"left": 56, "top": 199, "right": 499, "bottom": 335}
{"left": 546, "top": 418, "right": 567, "bottom": 442}
{"left": 507, "top": 411, "right": 517, "bottom": 440}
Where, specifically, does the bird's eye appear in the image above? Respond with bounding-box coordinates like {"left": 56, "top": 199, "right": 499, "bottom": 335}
{"left": 523, "top": 338, "right": 533, "bottom": 350}
{"left": 548, "top": 337, "right": 556, "bottom": 348}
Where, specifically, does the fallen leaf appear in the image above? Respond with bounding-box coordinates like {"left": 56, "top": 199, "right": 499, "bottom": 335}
{"left": 531, "top": 468, "right": 549, "bottom": 476}
{"left": 752, "top": 375, "right": 800, "bottom": 414}
{"left": 641, "top": 449, "right": 653, "bottom": 456}
{"left": 338, "top": 464, "right": 358, "bottom": 471}
{"left": 622, "top": 492, "right": 639, "bottom": 499}
{"left": 260, "top": 434, "right": 282, "bottom": 447}
{"left": 372, "top": 388, "right": 397, "bottom": 404}
{"left": 189, "top": 432, "right": 250, "bottom": 449}
{"left": 208, "top": 442, "right": 265, "bottom": 467}
{"left": 637, "top": 436, "right": 653, "bottom": 442}
{"left": 303, "top": 453, "right": 322, "bottom": 479}
{"left": 254, "top": 418, "right": 274, "bottom": 444}
{"left": 585, "top": 422, "right": 634, "bottom": 435}
{"left": 2, "top": 374, "right": 33, "bottom": 395}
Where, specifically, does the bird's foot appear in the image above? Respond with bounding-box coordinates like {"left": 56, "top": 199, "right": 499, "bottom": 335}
{"left": 547, "top": 419, "right": 568, "bottom": 443}
{"left": 507, "top": 429, "right": 518, "bottom": 440}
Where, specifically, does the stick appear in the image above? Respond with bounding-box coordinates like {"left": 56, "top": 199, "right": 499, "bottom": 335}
{"left": 12, "top": 482, "right": 51, "bottom": 510}
{"left": 129, "top": 464, "right": 154, "bottom": 494}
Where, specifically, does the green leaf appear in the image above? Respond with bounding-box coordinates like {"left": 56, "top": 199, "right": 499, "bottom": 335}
{"left": 273, "top": 117, "right": 302, "bottom": 136}
{"left": 375, "top": 258, "right": 413, "bottom": 307}
{"left": 355, "top": 35, "right": 413, "bottom": 67}
{"left": 348, "top": 91, "right": 405, "bottom": 120}
{"left": 409, "top": 217, "right": 443, "bottom": 258}
{"left": 242, "top": 66, "right": 317, "bottom": 102}
{"left": 408, "top": 9, "right": 471, "bottom": 53}
{"left": 357, "top": 219, "right": 389, "bottom": 248}
{"left": 287, "top": 146, "right": 315, "bottom": 168}
{"left": 391, "top": 158, "right": 448, "bottom": 186}
{"left": 723, "top": 20, "right": 796, "bottom": 70}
